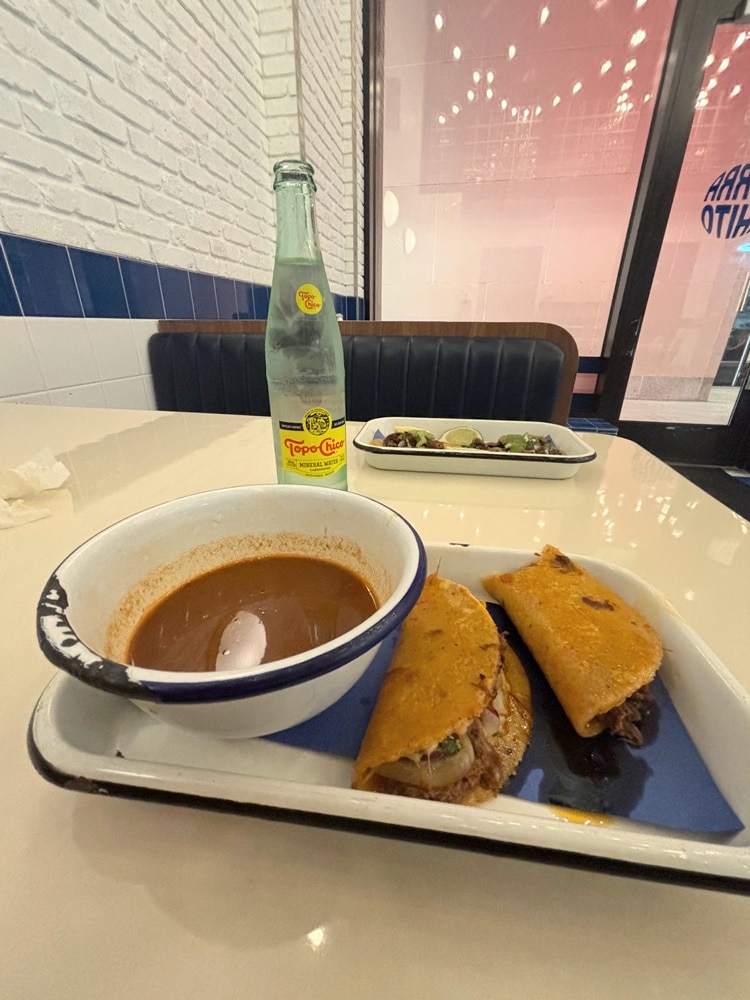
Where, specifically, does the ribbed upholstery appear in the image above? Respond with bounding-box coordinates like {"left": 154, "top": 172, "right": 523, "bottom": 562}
{"left": 149, "top": 332, "right": 271, "bottom": 417}
{"left": 148, "top": 331, "right": 568, "bottom": 423}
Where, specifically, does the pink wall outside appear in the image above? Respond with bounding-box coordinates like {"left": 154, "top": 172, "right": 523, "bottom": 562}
{"left": 381, "top": 1, "right": 750, "bottom": 401}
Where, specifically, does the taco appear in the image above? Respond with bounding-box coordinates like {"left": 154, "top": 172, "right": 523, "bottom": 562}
{"left": 352, "top": 574, "right": 531, "bottom": 804}
{"left": 483, "top": 545, "right": 662, "bottom": 746}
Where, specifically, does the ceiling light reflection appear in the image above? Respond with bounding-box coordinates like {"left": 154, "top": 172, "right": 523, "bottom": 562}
{"left": 630, "top": 29, "right": 646, "bottom": 47}
{"left": 718, "top": 57, "right": 730, "bottom": 72}
{"left": 307, "top": 927, "right": 326, "bottom": 950}
{"left": 552, "top": 94, "right": 561, "bottom": 106}
{"left": 451, "top": 103, "right": 461, "bottom": 114}
{"left": 508, "top": 44, "right": 516, "bottom": 59}
{"left": 473, "top": 70, "right": 481, "bottom": 83}
{"left": 600, "top": 59, "right": 612, "bottom": 74}
{"left": 621, "top": 79, "right": 632, "bottom": 90}
{"left": 624, "top": 59, "right": 637, "bottom": 72}
{"left": 704, "top": 54, "right": 715, "bottom": 68}
{"left": 540, "top": 6, "right": 550, "bottom": 24}
{"left": 501, "top": 98, "right": 508, "bottom": 109}
{"left": 383, "top": 189, "right": 400, "bottom": 227}
{"left": 486, "top": 88, "right": 493, "bottom": 99}
{"left": 486, "top": 70, "right": 494, "bottom": 83}
{"left": 467, "top": 89, "right": 475, "bottom": 101}
{"left": 437, "top": 114, "right": 446, "bottom": 125}
{"left": 730, "top": 84, "right": 741, "bottom": 97}
{"left": 453, "top": 45, "right": 461, "bottom": 60}
{"left": 572, "top": 81, "right": 582, "bottom": 94}
{"left": 706, "top": 77, "right": 717, "bottom": 90}
{"left": 732, "top": 31, "right": 746, "bottom": 51}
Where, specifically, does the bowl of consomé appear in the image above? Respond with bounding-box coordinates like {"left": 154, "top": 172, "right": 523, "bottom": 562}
{"left": 36, "top": 485, "right": 426, "bottom": 738}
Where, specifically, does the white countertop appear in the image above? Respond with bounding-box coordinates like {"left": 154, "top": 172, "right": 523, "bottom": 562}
{"left": 1, "top": 403, "right": 749, "bottom": 999}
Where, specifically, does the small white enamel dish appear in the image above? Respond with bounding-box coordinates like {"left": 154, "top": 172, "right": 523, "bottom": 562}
{"left": 353, "top": 417, "right": 596, "bottom": 479}
{"left": 36, "top": 485, "right": 426, "bottom": 739}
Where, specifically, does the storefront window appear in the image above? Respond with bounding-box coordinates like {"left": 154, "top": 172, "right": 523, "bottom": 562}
{"left": 622, "top": 22, "right": 750, "bottom": 423}
{"left": 381, "top": 0, "right": 676, "bottom": 363}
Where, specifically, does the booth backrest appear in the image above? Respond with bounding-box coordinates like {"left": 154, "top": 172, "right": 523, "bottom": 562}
{"left": 149, "top": 320, "right": 579, "bottom": 425}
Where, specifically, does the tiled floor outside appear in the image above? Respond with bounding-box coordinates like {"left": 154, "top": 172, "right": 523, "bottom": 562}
{"left": 619, "top": 386, "right": 740, "bottom": 424}
{"left": 569, "top": 387, "right": 742, "bottom": 435}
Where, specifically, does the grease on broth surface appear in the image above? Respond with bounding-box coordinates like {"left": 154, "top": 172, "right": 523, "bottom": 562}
{"left": 125, "top": 555, "right": 379, "bottom": 673}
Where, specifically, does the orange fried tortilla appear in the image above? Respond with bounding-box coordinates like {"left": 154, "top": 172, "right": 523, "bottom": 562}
{"left": 483, "top": 545, "right": 663, "bottom": 741}
{"left": 352, "top": 574, "right": 531, "bottom": 805}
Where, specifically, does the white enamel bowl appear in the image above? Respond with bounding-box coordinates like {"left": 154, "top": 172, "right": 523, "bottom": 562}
{"left": 36, "top": 485, "right": 426, "bottom": 738}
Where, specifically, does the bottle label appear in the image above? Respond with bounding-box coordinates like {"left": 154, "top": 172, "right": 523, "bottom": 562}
{"left": 295, "top": 283, "right": 323, "bottom": 315}
{"left": 278, "top": 407, "right": 346, "bottom": 478}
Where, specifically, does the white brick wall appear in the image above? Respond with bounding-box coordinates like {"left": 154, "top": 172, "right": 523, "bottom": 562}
{"left": 258, "top": 2, "right": 299, "bottom": 166}
{"left": 257, "top": 0, "right": 364, "bottom": 297}
{"left": 0, "top": 1, "right": 365, "bottom": 412}
{"left": 293, "top": 0, "right": 364, "bottom": 297}
{"left": 0, "top": 0, "right": 363, "bottom": 295}
{"left": 0, "top": 0, "right": 276, "bottom": 284}
{"left": 352, "top": 0, "right": 365, "bottom": 297}
{"left": 297, "top": 0, "right": 345, "bottom": 290}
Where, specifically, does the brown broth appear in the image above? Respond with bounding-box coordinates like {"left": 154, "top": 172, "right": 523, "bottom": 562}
{"left": 125, "top": 555, "right": 379, "bottom": 673}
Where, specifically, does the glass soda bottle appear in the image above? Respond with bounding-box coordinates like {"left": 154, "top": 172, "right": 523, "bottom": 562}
{"left": 265, "top": 159, "right": 348, "bottom": 490}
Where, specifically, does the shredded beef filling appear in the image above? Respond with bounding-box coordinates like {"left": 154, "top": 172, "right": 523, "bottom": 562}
{"left": 601, "top": 685, "right": 655, "bottom": 747}
{"left": 376, "top": 720, "right": 504, "bottom": 803}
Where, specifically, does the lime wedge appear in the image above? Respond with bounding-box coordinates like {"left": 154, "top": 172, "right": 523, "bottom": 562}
{"left": 439, "top": 426, "right": 484, "bottom": 447}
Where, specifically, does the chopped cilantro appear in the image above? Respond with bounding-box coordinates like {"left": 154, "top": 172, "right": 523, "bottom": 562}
{"left": 437, "top": 735, "right": 462, "bottom": 757}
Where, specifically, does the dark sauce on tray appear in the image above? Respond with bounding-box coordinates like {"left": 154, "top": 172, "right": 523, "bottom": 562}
{"left": 487, "top": 604, "right": 660, "bottom": 815}
{"left": 126, "top": 556, "right": 378, "bottom": 673}
{"left": 537, "top": 684, "right": 660, "bottom": 813}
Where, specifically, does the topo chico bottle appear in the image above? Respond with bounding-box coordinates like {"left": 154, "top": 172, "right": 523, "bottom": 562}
{"left": 265, "top": 158, "right": 348, "bottom": 490}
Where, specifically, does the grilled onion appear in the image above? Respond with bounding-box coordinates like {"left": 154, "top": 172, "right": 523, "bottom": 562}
{"left": 375, "top": 738, "right": 475, "bottom": 790}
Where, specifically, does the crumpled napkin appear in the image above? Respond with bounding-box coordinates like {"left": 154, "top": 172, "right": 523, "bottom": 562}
{"left": 0, "top": 448, "right": 70, "bottom": 529}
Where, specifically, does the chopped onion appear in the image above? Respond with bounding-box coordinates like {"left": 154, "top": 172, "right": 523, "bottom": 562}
{"left": 493, "top": 677, "right": 509, "bottom": 722}
{"left": 482, "top": 707, "right": 501, "bottom": 738}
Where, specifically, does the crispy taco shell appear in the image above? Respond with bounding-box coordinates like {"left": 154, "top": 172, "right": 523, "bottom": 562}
{"left": 352, "top": 574, "right": 531, "bottom": 805}
{"left": 497, "top": 644, "right": 532, "bottom": 783}
{"left": 482, "top": 545, "right": 662, "bottom": 740}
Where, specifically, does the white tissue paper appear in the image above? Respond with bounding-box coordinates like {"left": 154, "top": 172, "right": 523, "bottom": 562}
{"left": 0, "top": 448, "right": 70, "bottom": 529}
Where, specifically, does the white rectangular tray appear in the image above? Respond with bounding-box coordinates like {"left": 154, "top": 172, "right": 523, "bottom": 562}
{"left": 353, "top": 418, "right": 596, "bottom": 479}
{"left": 28, "top": 544, "right": 750, "bottom": 890}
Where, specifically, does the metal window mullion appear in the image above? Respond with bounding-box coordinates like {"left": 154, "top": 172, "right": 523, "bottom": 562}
{"left": 598, "top": 0, "right": 747, "bottom": 423}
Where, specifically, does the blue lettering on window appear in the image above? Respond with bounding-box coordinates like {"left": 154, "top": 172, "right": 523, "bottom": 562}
{"left": 702, "top": 165, "right": 750, "bottom": 239}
